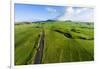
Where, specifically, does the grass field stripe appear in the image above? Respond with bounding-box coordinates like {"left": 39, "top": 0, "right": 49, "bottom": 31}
{"left": 72, "top": 39, "right": 93, "bottom": 61}
{"left": 71, "top": 39, "right": 82, "bottom": 61}
{"left": 69, "top": 39, "right": 73, "bottom": 62}
{"left": 76, "top": 39, "right": 94, "bottom": 60}
{"left": 59, "top": 50, "right": 63, "bottom": 62}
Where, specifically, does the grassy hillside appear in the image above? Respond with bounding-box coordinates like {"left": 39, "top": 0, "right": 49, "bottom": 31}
{"left": 15, "top": 21, "right": 94, "bottom": 65}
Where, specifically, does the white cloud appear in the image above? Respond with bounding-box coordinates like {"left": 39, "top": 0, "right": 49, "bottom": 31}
{"left": 46, "top": 7, "right": 57, "bottom": 13}
{"left": 76, "top": 9, "right": 81, "bottom": 14}
{"left": 76, "top": 8, "right": 88, "bottom": 14}
{"left": 58, "top": 7, "right": 94, "bottom": 22}
{"left": 58, "top": 7, "right": 74, "bottom": 21}
{"left": 67, "top": 7, "right": 74, "bottom": 14}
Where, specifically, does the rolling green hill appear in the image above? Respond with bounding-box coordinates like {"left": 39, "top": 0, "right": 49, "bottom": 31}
{"left": 15, "top": 21, "right": 94, "bottom": 65}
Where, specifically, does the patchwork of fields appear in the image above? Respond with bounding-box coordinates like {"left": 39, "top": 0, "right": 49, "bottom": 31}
{"left": 15, "top": 21, "right": 94, "bottom": 65}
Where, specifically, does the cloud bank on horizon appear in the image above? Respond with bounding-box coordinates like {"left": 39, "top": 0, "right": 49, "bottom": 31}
{"left": 15, "top": 4, "right": 94, "bottom": 22}
{"left": 58, "top": 7, "right": 94, "bottom": 22}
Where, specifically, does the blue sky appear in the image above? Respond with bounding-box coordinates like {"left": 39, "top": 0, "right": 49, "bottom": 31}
{"left": 15, "top": 3, "right": 94, "bottom": 22}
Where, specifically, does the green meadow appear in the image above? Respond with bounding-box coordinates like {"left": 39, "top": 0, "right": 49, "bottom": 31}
{"left": 15, "top": 21, "right": 94, "bottom": 65}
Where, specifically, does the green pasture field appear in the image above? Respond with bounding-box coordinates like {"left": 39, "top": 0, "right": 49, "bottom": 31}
{"left": 15, "top": 21, "right": 94, "bottom": 65}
